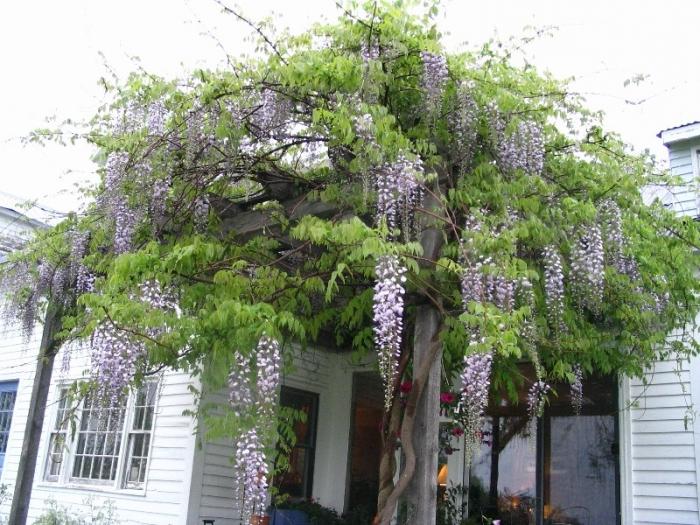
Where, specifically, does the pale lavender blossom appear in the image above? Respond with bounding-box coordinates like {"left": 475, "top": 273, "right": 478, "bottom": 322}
{"left": 571, "top": 364, "right": 583, "bottom": 415}
{"left": 375, "top": 154, "right": 423, "bottom": 238}
{"left": 255, "top": 337, "right": 281, "bottom": 408}
{"left": 233, "top": 429, "right": 269, "bottom": 522}
{"left": 570, "top": 224, "right": 604, "bottom": 313}
{"left": 147, "top": 99, "right": 169, "bottom": 136}
{"left": 228, "top": 353, "right": 253, "bottom": 417}
{"left": 543, "top": 245, "right": 565, "bottom": 332}
{"left": 114, "top": 200, "right": 139, "bottom": 255}
{"left": 598, "top": 199, "right": 624, "bottom": 269}
{"left": 459, "top": 349, "right": 493, "bottom": 423}
{"left": 373, "top": 255, "right": 407, "bottom": 411}
{"left": 450, "top": 81, "right": 479, "bottom": 171}
{"left": 90, "top": 321, "right": 146, "bottom": 408}
{"left": 492, "top": 109, "right": 544, "bottom": 176}
{"left": 420, "top": 51, "right": 448, "bottom": 116}
{"left": 527, "top": 380, "right": 551, "bottom": 418}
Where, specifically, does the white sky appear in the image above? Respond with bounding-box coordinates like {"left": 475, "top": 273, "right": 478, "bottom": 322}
{"left": 1, "top": 0, "right": 698, "bottom": 215}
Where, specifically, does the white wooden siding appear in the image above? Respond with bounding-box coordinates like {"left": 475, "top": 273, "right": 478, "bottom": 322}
{"left": 193, "top": 346, "right": 357, "bottom": 525}
{"left": 624, "top": 356, "right": 700, "bottom": 525}
{"left": 665, "top": 141, "right": 700, "bottom": 218}
{"left": 0, "top": 330, "right": 199, "bottom": 525}
{"left": 0, "top": 318, "right": 42, "bottom": 498}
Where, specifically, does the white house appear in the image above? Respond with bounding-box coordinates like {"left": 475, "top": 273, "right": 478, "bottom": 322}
{"left": 1, "top": 123, "right": 700, "bottom": 524}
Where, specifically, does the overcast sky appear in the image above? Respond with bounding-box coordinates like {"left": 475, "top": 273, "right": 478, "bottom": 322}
{"left": 1, "top": 0, "right": 698, "bottom": 216}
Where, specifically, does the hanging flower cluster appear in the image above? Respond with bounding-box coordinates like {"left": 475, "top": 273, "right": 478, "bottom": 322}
{"left": 420, "top": 51, "right": 448, "bottom": 116}
{"left": 543, "top": 245, "right": 565, "bottom": 332}
{"left": 373, "top": 255, "right": 407, "bottom": 411}
{"left": 527, "top": 380, "right": 551, "bottom": 418}
{"left": 571, "top": 364, "right": 584, "bottom": 415}
{"left": 89, "top": 280, "right": 177, "bottom": 406}
{"left": 146, "top": 99, "right": 169, "bottom": 136}
{"left": 227, "top": 336, "right": 281, "bottom": 519}
{"left": 90, "top": 321, "right": 145, "bottom": 408}
{"left": 450, "top": 82, "right": 479, "bottom": 172}
{"left": 375, "top": 154, "right": 423, "bottom": 237}
{"left": 460, "top": 216, "right": 484, "bottom": 307}
{"left": 598, "top": 199, "right": 624, "bottom": 269}
{"left": 458, "top": 347, "right": 493, "bottom": 441}
{"left": 253, "top": 88, "right": 292, "bottom": 138}
{"left": 492, "top": 112, "right": 545, "bottom": 176}
{"left": 485, "top": 269, "right": 515, "bottom": 312}
{"left": 233, "top": 429, "right": 268, "bottom": 522}
{"left": 570, "top": 224, "right": 604, "bottom": 313}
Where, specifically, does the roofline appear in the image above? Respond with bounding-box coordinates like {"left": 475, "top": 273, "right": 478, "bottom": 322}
{"left": 657, "top": 121, "right": 700, "bottom": 146}
{"left": 0, "top": 206, "right": 47, "bottom": 230}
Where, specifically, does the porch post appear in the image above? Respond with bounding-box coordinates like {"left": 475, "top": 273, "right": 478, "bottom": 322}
{"left": 405, "top": 304, "right": 442, "bottom": 525}
{"left": 8, "top": 302, "right": 61, "bottom": 525}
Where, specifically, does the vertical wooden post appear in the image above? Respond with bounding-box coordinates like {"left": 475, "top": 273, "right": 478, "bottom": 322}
{"left": 404, "top": 187, "right": 444, "bottom": 525}
{"left": 8, "top": 303, "right": 61, "bottom": 525}
{"left": 405, "top": 304, "right": 442, "bottom": 525}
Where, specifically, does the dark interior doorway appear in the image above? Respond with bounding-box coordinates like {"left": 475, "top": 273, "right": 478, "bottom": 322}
{"left": 346, "top": 372, "right": 384, "bottom": 519}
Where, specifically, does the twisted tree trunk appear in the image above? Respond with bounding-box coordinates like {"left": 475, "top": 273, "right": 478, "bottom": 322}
{"left": 376, "top": 186, "right": 445, "bottom": 525}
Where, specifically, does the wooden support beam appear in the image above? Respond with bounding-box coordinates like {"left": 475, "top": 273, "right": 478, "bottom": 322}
{"left": 8, "top": 303, "right": 61, "bottom": 525}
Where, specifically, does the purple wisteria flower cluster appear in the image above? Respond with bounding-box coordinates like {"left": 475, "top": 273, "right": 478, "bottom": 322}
{"left": 459, "top": 349, "right": 493, "bottom": 427}
{"left": 527, "top": 380, "right": 551, "bottom": 418}
{"left": 253, "top": 88, "right": 292, "bottom": 138}
{"left": 570, "top": 224, "right": 604, "bottom": 313}
{"left": 375, "top": 154, "right": 423, "bottom": 238}
{"left": 373, "top": 255, "right": 407, "bottom": 411}
{"left": 543, "top": 245, "right": 565, "bottom": 332}
{"left": 233, "top": 428, "right": 268, "bottom": 522}
{"left": 90, "top": 280, "right": 177, "bottom": 406}
{"left": 485, "top": 270, "right": 515, "bottom": 312}
{"left": 147, "top": 99, "right": 169, "bottom": 136}
{"left": 458, "top": 345, "right": 493, "bottom": 461}
{"left": 460, "top": 215, "right": 484, "bottom": 307}
{"left": 492, "top": 111, "right": 544, "bottom": 176}
{"left": 90, "top": 321, "right": 146, "bottom": 409}
{"left": 571, "top": 364, "right": 584, "bottom": 415}
{"left": 420, "top": 51, "right": 448, "bottom": 116}
{"left": 450, "top": 82, "right": 479, "bottom": 172}
{"left": 599, "top": 199, "right": 624, "bottom": 269}
{"left": 227, "top": 336, "right": 281, "bottom": 518}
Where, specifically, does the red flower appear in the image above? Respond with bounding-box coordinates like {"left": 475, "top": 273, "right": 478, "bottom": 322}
{"left": 400, "top": 381, "right": 413, "bottom": 394}
{"left": 440, "top": 392, "right": 456, "bottom": 404}
{"left": 451, "top": 426, "right": 464, "bottom": 437}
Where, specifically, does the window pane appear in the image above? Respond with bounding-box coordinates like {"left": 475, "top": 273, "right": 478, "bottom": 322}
{"left": 124, "top": 383, "right": 158, "bottom": 488}
{"left": 274, "top": 386, "right": 319, "bottom": 500}
{"left": 71, "top": 399, "right": 126, "bottom": 482}
{"left": 545, "top": 415, "right": 617, "bottom": 524}
{"left": 468, "top": 417, "right": 537, "bottom": 525}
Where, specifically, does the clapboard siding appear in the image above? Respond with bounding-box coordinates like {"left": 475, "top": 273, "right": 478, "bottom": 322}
{"left": 628, "top": 356, "right": 700, "bottom": 524}
{"left": 193, "top": 347, "right": 356, "bottom": 524}
{"left": 665, "top": 140, "right": 699, "bottom": 217}
{"left": 0, "top": 318, "right": 42, "bottom": 522}
{"left": 0, "top": 328, "right": 199, "bottom": 525}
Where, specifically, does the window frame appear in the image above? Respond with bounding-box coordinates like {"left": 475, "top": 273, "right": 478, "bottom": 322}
{"left": 42, "top": 381, "right": 159, "bottom": 493}
{"left": 274, "top": 385, "right": 319, "bottom": 500}
{"left": 0, "top": 380, "right": 19, "bottom": 479}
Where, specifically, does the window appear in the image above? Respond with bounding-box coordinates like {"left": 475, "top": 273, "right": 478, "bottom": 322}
{"left": 123, "top": 382, "right": 158, "bottom": 487}
{"left": 466, "top": 369, "right": 619, "bottom": 525}
{"left": 0, "top": 381, "right": 18, "bottom": 478}
{"left": 45, "top": 388, "right": 71, "bottom": 481}
{"left": 44, "top": 382, "right": 158, "bottom": 490}
{"left": 274, "top": 386, "right": 318, "bottom": 499}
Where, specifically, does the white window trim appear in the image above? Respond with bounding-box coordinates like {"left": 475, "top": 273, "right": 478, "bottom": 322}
{"left": 40, "top": 381, "right": 159, "bottom": 495}
{"left": 693, "top": 146, "right": 700, "bottom": 216}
